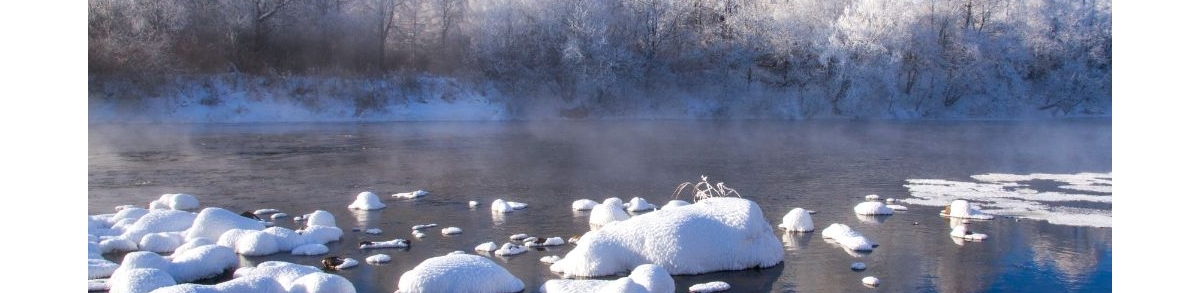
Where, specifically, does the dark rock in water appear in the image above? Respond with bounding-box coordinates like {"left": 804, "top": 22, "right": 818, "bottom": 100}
{"left": 351, "top": 228, "right": 361, "bottom": 232}
{"left": 322, "top": 256, "right": 345, "bottom": 270}
{"left": 240, "top": 211, "right": 262, "bottom": 221}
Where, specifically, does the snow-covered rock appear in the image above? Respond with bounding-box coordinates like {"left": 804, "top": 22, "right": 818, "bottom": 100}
{"left": 571, "top": 199, "right": 598, "bottom": 211}
{"left": 474, "top": 242, "right": 499, "bottom": 252}
{"left": 660, "top": 200, "right": 691, "bottom": 210}
{"left": 120, "top": 210, "right": 198, "bottom": 243}
{"left": 587, "top": 198, "right": 630, "bottom": 228}
{"left": 944, "top": 199, "right": 995, "bottom": 220}
{"left": 90, "top": 258, "right": 121, "bottom": 279}
{"left": 186, "top": 208, "right": 266, "bottom": 241}
{"left": 626, "top": 197, "right": 657, "bottom": 212}
{"left": 551, "top": 197, "right": 783, "bottom": 277}
{"left": 101, "top": 238, "right": 139, "bottom": 253}
{"left": 109, "top": 268, "right": 176, "bottom": 293}
{"left": 155, "top": 261, "right": 356, "bottom": 293}
{"left": 851, "top": 262, "right": 867, "bottom": 271}
{"left": 348, "top": 191, "right": 386, "bottom": 210}
{"left": 510, "top": 201, "right": 529, "bottom": 210}
{"left": 524, "top": 237, "right": 565, "bottom": 247}
{"left": 413, "top": 230, "right": 426, "bottom": 238}
{"left": 412, "top": 223, "right": 438, "bottom": 230}
{"left": 821, "top": 223, "right": 875, "bottom": 252}
{"left": 330, "top": 258, "right": 358, "bottom": 270}
{"left": 509, "top": 234, "right": 529, "bottom": 241}
{"left": 291, "top": 244, "right": 329, "bottom": 256}
{"left": 218, "top": 229, "right": 280, "bottom": 256}
{"left": 392, "top": 190, "right": 430, "bottom": 199}
{"left": 360, "top": 239, "right": 410, "bottom": 249}
{"left": 270, "top": 213, "right": 288, "bottom": 219}
{"left": 853, "top": 202, "right": 894, "bottom": 215}
{"left": 539, "top": 255, "right": 561, "bottom": 264}
{"left": 441, "top": 227, "right": 463, "bottom": 235}
{"left": 469, "top": 201, "right": 480, "bottom": 208}
{"left": 396, "top": 253, "right": 524, "bottom": 293}
{"left": 492, "top": 199, "right": 513, "bottom": 213}
{"left": 365, "top": 228, "right": 382, "bottom": 235}
{"left": 494, "top": 243, "right": 528, "bottom": 256}
{"left": 862, "top": 276, "right": 880, "bottom": 287}
{"left": 139, "top": 232, "right": 186, "bottom": 253}
{"left": 950, "top": 225, "right": 988, "bottom": 241}
{"left": 366, "top": 254, "right": 391, "bottom": 264}
{"left": 113, "top": 245, "right": 238, "bottom": 286}
{"left": 778, "top": 208, "right": 815, "bottom": 232}
{"left": 149, "top": 193, "right": 200, "bottom": 210}
{"left": 306, "top": 210, "right": 337, "bottom": 228}
{"left": 688, "top": 281, "right": 731, "bottom": 293}
{"left": 864, "top": 194, "right": 881, "bottom": 201}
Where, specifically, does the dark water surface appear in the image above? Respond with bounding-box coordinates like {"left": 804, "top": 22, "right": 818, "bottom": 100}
{"left": 88, "top": 120, "right": 1112, "bottom": 293}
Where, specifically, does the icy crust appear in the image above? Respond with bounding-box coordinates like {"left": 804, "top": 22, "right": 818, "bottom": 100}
{"left": 853, "top": 202, "right": 894, "bottom": 215}
{"left": 821, "top": 224, "right": 875, "bottom": 252}
{"left": 396, "top": 253, "right": 524, "bottom": 293}
{"left": 551, "top": 197, "right": 784, "bottom": 277}
{"left": 904, "top": 172, "right": 1112, "bottom": 227}
{"left": 145, "top": 261, "right": 355, "bottom": 293}
{"left": 778, "top": 208, "right": 815, "bottom": 232}
{"left": 348, "top": 191, "right": 386, "bottom": 210}
{"left": 149, "top": 194, "right": 200, "bottom": 210}
{"left": 572, "top": 199, "right": 599, "bottom": 211}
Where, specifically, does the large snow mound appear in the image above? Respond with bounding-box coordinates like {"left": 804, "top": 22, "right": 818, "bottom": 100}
{"left": 348, "top": 191, "right": 386, "bottom": 210}
{"left": 904, "top": 172, "right": 1111, "bottom": 227}
{"left": 149, "top": 193, "right": 200, "bottom": 210}
{"left": 186, "top": 208, "right": 266, "bottom": 241}
{"left": 778, "top": 208, "right": 814, "bottom": 232}
{"left": 540, "top": 264, "right": 678, "bottom": 293}
{"left": 853, "top": 202, "right": 894, "bottom": 215}
{"left": 109, "top": 244, "right": 238, "bottom": 290}
{"left": 150, "top": 261, "right": 355, "bottom": 293}
{"left": 396, "top": 253, "right": 524, "bottom": 293}
{"left": 551, "top": 197, "right": 783, "bottom": 277}
{"left": 588, "top": 198, "right": 630, "bottom": 227}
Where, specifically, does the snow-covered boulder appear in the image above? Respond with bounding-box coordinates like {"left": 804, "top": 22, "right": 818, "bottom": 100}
{"left": 492, "top": 199, "right": 513, "bottom": 213}
{"left": 90, "top": 258, "right": 121, "bottom": 279}
{"left": 551, "top": 197, "right": 783, "bottom": 277}
{"left": 475, "top": 242, "right": 499, "bottom": 252}
{"left": 110, "top": 268, "right": 176, "bottom": 293}
{"left": 540, "top": 255, "right": 561, "bottom": 264}
{"left": 360, "top": 239, "right": 410, "bottom": 249}
{"left": 169, "top": 238, "right": 215, "bottom": 258}
{"left": 851, "top": 262, "right": 867, "bottom": 271}
{"left": 778, "top": 208, "right": 815, "bottom": 232}
{"left": 943, "top": 199, "right": 995, "bottom": 220}
{"left": 469, "top": 200, "right": 480, "bottom": 208}
{"left": 572, "top": 199, "right": 599, "bottom": 211}
{"left": 306, "top": 210, "right": 337, "bottom": 228}
{"left": 660, "top": 200, "right": 691, "bottom": 210}
{"left": 101, "top": 238, "right": 140, "bottom": 253}
{"left": 588, "top": 199, "right": 630, "bottom": 228}
{"left": 494, "top": 243, "right": 528, "bottom": 256}
{"left": 262, "top": 227, "right": 303, "bottom": 251}
{"left": 524, "top": 237, "right": 565, "bottom": 247}
{"left": 886, "top": 204, "right": 908, "bottom": 211}
{"left": 950, "top": 225, "right": 988, "bottom": 241}
{"left": 626, "top": 197, "right": 657, "bottom": 212}
{"left": 291, "top": 244, "right": 330, "bottom": 256}
{"left": 862, "top": 276, "right": 880, "bottom": 287}
{"left": 688, "top": 281, "right": 731, "bottom": 293}
{"left": 139, "top": 232, "right": 186, "bottom": 253}
{"left": 396, "top": 253, "right": 524, "bottom": 293}
{"left": 186, "top": 208, "right": 266, "bottom": 241}
{"left": 153, "top": 261, "right": 355, "bottom": 293}
{"left": 217, "top": 229, "right": 280, "bottom": 256}
{"left": 821, "top": 223, "right": 875, "bottom": 252}
{"left": 864, "top": 194, "right": 881, "bottom": 201}
{"left": 120, "top": 210, "right": 198, "bottom": 243}
{"left": 853, "top": 202, "right": 894, "bottom": 215}
{"left": 149, "top": 193, "right": 200, "bottom": 210}
{"left": 541, "top": 264, "right": 673, "bottom": 293}
{"left": 393, "top": 190, "right": 430, "bottom": 199}
{"left": 366, "top": 254, "right": 392, "bottom": 264}
{"left": 348, "top": 192, "right": 386, "bottom": 210}
{"left": 168, "top": 245, "right": 239, "bottom": 282}
{"left": 442, "top": 227, "right": 463, "bottom": 235}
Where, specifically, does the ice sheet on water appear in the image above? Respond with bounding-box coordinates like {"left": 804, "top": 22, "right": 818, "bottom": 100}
{"left": 904, "top": 172, "right": 1112, "bottom": 228}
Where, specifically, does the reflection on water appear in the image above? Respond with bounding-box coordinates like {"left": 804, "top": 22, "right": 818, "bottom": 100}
{"left": 89, "top": 120, "right": 1111, "bottom": 293}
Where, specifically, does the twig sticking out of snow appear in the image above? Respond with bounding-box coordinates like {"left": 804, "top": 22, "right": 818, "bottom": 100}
{"left": 673, "top": 175, "right": 742, "bottom": 202}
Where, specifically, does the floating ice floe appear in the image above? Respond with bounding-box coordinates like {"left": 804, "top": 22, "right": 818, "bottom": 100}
{"left": 552, "top": 197, "right": 783, "bottom": 277}
{"left": 366, "top": 254, "right": 391, "bottom": 264}
{"left": 862, "top": 276, "right": 880, "bottom": 287}
{"left": 365, "top": 228, "right": 382, "bottom": 235}
{"left": 688, "top": 281, "right": 731, "bottom": 293}
{"left": 588, "top": 198, "right": 630, "bottom": 228}
{"left": 524, "top": 237, "right": 565, "bottom": 247}
{"left": 412, "top": 223, "right": 438, "bottom": 230}
{"left": 475, "top": 242, "right": 499, "bottom": 252}
{"left": 360, "top": 239, "right": 410, "bottom": 249}
{"left": 904, "top": 172, "right": 1111, "bottom": 227}
{"left": 851, "top": 262, "right": 867, "bottom": 271}
{"left": 541, "top": 264, "right": 674, "bottom": 293}
{"left": 396, "top": 253, "right": 524, "bottom": 293}
{"left": 441, "top": 227, "right": 462, "bottom": 235}
{"left": 854, "top": 202, "right": 894, "bottom": 215}
{"left": 572, "top": 199, "right": 599, "bottom": 211}
{"left": 392, "top": 190, "right": 430, "bottom": 199}
{"left": 821, "top": 223, "right": 875, "bottom": 252}
{"left": 778, "top": 208, "right": 815, "bottom": 232}
{"left": 660, "top": 200, "right": 691, "bottom": 210}
{"left": 348, "top": 192, "right": 386, "bottom": 210}
{"left": 149, "top": 193, "right": 200, "bottom": 210}
{"left": 540, "top": 255, "right": 561, "bottom": 264}
{"left": 494, "top": 243, "right": 528, "bottom": 256}
{"left": 626, "top": 197, "right": 657, "bottom": 212}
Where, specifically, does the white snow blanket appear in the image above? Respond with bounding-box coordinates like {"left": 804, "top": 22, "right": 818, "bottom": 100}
{"left": 541, "top": 264, "right": 674, "bottom": 293}
{"left": 778, "top": 208, "right": 814, "bottom": 232}
{"left": 854, "top": 202, "right": 894, "bottom": 215}
{"left": 820, "top": 223, "right": 875, "bottom": 252}
{"left": 551, "top": 197, "right": 783, "bottom": 277}
{"left": 149, "top": 194, "right": 200, "bottom": 210}
{"left": 145, "top": 261, "right": 355, "bottom": 293}
{"left": 396, "top": 253, "right": 524, "bottom": 293}
{"left": 348, "top": 192, "right": 386, "bottom": 210}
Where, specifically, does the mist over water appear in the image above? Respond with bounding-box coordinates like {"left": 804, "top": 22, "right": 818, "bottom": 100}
{"left": 88, "top": 120, "right": 1111, "bottom": 292}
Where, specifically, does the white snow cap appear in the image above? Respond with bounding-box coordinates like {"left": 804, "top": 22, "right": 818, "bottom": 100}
{"left": 185, "top": 207, "right": 266, "bottom": 241}
{"left": 112, "top": 245, "right": 238, "bottom": 286}
{"left": 365, "top": 228, "right": 383, "bottom": 235}
{"left": 541, "top": 264, "right": 674, "bottom": 293}
{"left": 474, "top": 242, "right": 499, "bottom": 252}
{"left": 291, "top": 243, "right": 330, "bottom": 256}
{"left": 778, "top": 208, "right": 815, "bottom": 232}
{"left": 109, "top": 268, "right": 176, "bottom": 293}
{"left": 862, "top": 276, "right": 881, "bottom": 287}
{"left": 119, "top": 210, "right": 198, "bottom": 244}
{"left": 626, "top": 197, "right": 657, "bottom": 212}
{"left": 905, "top": 173, "right": 1111, "bottom": 227}
{"left": 509, "top": 234, "right": 529, "bottom": 241}
{"left": 139, "top": 232, "right": 186, "bottom": 253}
{"left": 396, "top": 253, "right": 524, "bottom": 293}
{"left": 154, "top": 261, "right": 355, "bottom": 293}
{"left": 572, "top": 199, "right": 599, "bottom": 211}
{"left": 552, "top": 197, "right": 784, "bottom": 277}
{"left": 588, "top": 198, "right": 631, "bottom": 228}
{"left": 306, "top": 210, "right": 337, "bottom": 228}
{"left": 441, "top": 227, "right": 463, "bottom": 235}
{"left": 366, "top": 254, "right": 392, "bottom": 264}
{"left": 392, "top": 190, "right": 430, "bottom": 199}
{"left": 950, "top": 225, "right": 988, "bottom": 241}
{"left": 149, "top": 193, "right": 200, "bottom": 210}
{"left": 946, "top": 199, "right": 995, "bottom": 220}
{"left": 821, "top": 223, "right": 875, "bottom": 252}
{"left": 687, "top": 281, "right": 731, "bottom": 293}
{"left": 348, "top": 191, "right": 386, "bottom": 210}
{"left": 494, "top": 243, "right": 529, "bottom": 256}
{"left": 492, "top": 199, "right": 514, "bottom": 213}
{"left": 853, "top": 201, "right": 894, "bottom": 215}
